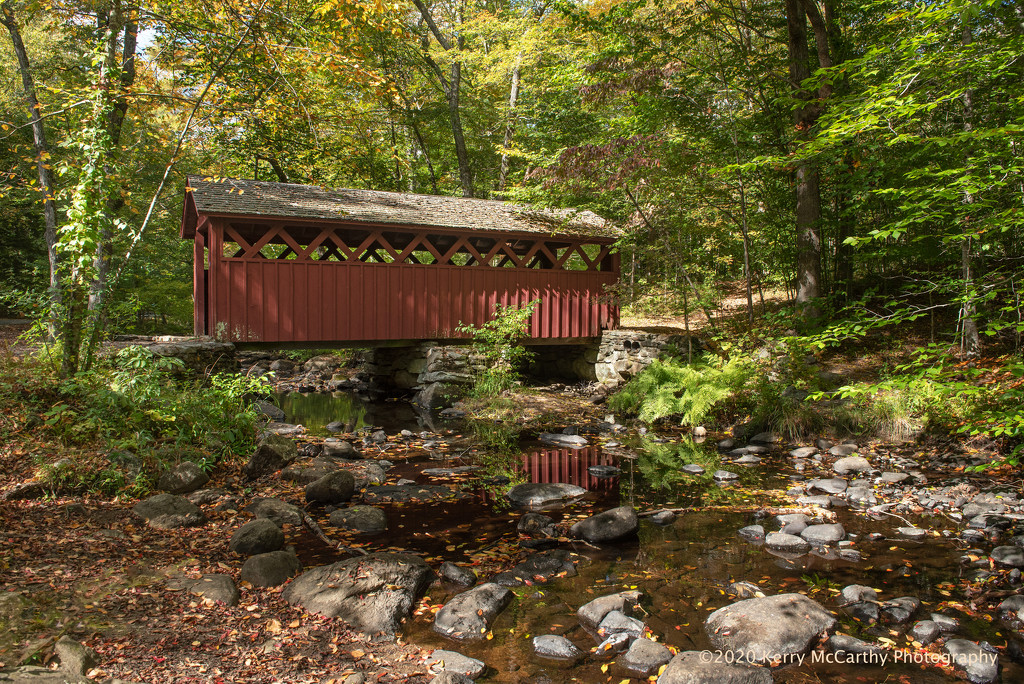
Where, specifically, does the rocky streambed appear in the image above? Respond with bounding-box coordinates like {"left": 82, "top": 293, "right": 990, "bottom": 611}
{"left": 10, "top": 378, "right": 1024, "bottom": 684}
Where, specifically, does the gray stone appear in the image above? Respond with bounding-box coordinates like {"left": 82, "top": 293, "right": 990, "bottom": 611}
{"left": 845, "top": 601, "right": 880, "bottom": 624}
{"left": 807, "top": 478, "right": 847, "bottom": 494}
{"left": 714, "top": 470, "right": 739, "bottom": 481}
{"left": 734, "top": 455, "right": 762, "bottom": 465}
{"left": 681, "top": 464, "right": 705, "bottom": 475}
{"left": 426, "top": 650, "right": 485, "bottom": 678}
{"left": 532, "top": 635, "right": 584, "bottom": 661}
{"left": 578, "top": 591, "right": 641, "bottom": 630}
{"left": 507, "top": 482, "right": 586, "bottom": 508}
{"left": 800, "top": 524, "right": 845, "bottom": 545}
{"left": 257, "top": 400, "right": 286, "bottom": 421}
{"left": 283, "top": 553, "right": 433, "bottom": 639}
{"left": 305, "top": 470, "right": 356, "bottom": 505}
{"left": 879, "top": 472, "right": 910, "bottom": 484}
{"left": 593, "top": 632, "right": 632, "bottom": 658}
{"left": 0, "top": 666, "right": 88, "bottom": 683}
{"left": 438, "top": 562, "right": 477, "bottom": 587}
{"left": 846, "top": 487, "right": 877, "bottom": 506}
{"left": 329, "top": 505, "right": 387, "bottom": 534}
{"left": 588, "top": 465, "right": 621, "bottom": 478}
{"left": 539, "top": 433, "right": 589, "bottom": 448}
{"left": 991, "top": 545, "right": 1024, "bottom": 567}
{"left": 54, "top": 636, "right": 96, "bottom": 676}
{"left": 244, "top": 433, "right": 297, "bottom": 479}
{"left": 570, "top": 506, "right": 638, "bottom": 543}
{"left": 434, "top": 583, "right": 514, "bottom": 640}
{"left": 738, "top": 525, "right": 765, "bottom": 542}
{"left": 881, "top": 597, "right": 920, "bottom": 625}
{"left": 828, "top": 444, "right": 858, "bottom": 457}
{"left": 910, "top": 620, "right": 941, "bottom": 645}
{"left": 517, "top": 512, "right": 556, "bottom": 537}
{"left": 158, "top": 461, "right": 209, "bottom": 495}
{"left": 828, "top": 634, "right": 885, "bottom": 664}
{"left": 944, "top": 640, "right": 1000, "bottom": 684}
{"left": 897, "top": 527, "right": 928, "bottom": 539}
{"left": 776, "top": 513, "right": 809, "bottom": 526}
{"left": 188, "top": 574, "right": 239, "bottom": 605}
{"left": 839, "top": 585, "right": 878, "bottom": 605}
{"left": 229, "top": 518, "right": 285, "bottom": 556}
{"left": 832, "top": 455, "right": 872, "bottom": 476}
{"left": 931, "top": 613, "right": 960, "bottom": 632}
{"left": 790, "top": 447, "right": 817, "bottom": 458}
{"left": 651, "top": 510, "right": 677, "bottom": 525}
{"left": 764, "top": 532, "right": 810, "bottom": 554}
{"left": 656, "top": 651, "right": 773, "bottom": 683}
{"left": 363, "top": 484, "right": 460, "bottom": 503}
{"left": 597, "top": 609, "right": 645, "bottom": 639}
{"left": 749, "top": 432, "right": 779, "bottom": 444}
{"left": 247, "top": 497, "right": 303, "bottom": 526}
{"left": 281, "top": 459, "right": 338, "bottom": 486}
{"left": 704, "top": 593, "right": 837, "bottom": 665}
{"left": 491, "top": 549, "right": 580, "bottom": 586}
{"left": 780, "top": 520, "right": 806, "bottom": 536}
{"left": 133, "top": 493, "right": 206, "bottom": 529}
{"left": 323, "top": 439, "right": 360, "bottom": 458}
{"left": 429, "top": 673, "right": 474, "bottom": 684}
{"left": 240, "top": 550, "right": 301, "bottom": 587}
{"left": 619, "top": 638, "right": 672, "bottom": 676}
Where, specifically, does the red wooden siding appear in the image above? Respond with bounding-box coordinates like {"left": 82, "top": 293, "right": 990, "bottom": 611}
{"left": 194, "top": 219, "right": 619, "bottom": 344}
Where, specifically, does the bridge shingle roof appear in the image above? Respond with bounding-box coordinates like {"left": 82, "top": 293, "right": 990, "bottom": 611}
{"left": 183, "top": 176, "right": 620, "bottom": 241}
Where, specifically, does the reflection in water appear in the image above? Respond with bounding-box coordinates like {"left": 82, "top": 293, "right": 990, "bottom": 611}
{"left": 273, "top": 391, "right": 440, "bottom": 433}
{"left": 520, "top": 446, "right": 618, "bottom": 492}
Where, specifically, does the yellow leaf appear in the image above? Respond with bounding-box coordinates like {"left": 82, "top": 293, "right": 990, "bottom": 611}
{"left": 601, "top": 664, "right": 609, "bottom": 673}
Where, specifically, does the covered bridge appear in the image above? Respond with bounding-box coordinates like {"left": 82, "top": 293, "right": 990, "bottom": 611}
{"left": 180, "top": 176, "right": 621, "bottom": 345}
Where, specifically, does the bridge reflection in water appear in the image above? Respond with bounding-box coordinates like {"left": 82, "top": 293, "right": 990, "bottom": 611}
{"left": 519, "top": 446, "right": 619, "bottom": 493}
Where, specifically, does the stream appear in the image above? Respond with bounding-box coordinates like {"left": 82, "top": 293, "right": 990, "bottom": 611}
{"left": 275, "top": 390, "right": 1024, "bottom": 683}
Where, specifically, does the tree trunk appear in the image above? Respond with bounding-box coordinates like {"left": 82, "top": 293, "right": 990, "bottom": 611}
{"left": 786, "top": 0, "right": 823, "bottom": 318}
{"left": 497, "top": 52, "right": 522, "bottom": 193}
{"left": 1, "top": 0, "right": 60, "bottom": 307}
{"left": 960, "top": 24, "right": 980, "bottom": 357}
{"left": 448, "top": 60, "right": 474, "bottom": 197}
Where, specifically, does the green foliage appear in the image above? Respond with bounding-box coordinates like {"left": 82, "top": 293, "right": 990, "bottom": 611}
{"left": 457, "top": 299, "right": 540, "bottom": 398}
{"left": 609, "top": 356, "right": 755, "bottom": 426}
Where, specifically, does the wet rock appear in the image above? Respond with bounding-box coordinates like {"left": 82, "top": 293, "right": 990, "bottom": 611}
{"left": 492, "top": 549, "right": 580, "bottom": 586}
{"left": 281, "top": 459, "right": 337, "bottom": 486}
{"left": 879, "top": 472, "right": 910, "bottom": 484}
{"left": 969, "top": 514, "right": 1012, "bottom": 530}
{"left": 507, "top": 483, "right": 586, "bottom": 509}
{"left": 897, "top": 527, "right": 928, "bottom": 539}
{"left": 240, "top": 550, "right": 302, "bottom": 587}
{"left": 323, "top": 439, "right": 360, "bottom": 458}
{"left": 158, "top": 461, "right": 209, "bottom": 494}
{"left": 734, "top": 455, "right": 762, "bottom": 465}
{"left": 839, "top": 585, "right": 878, "bottom": 605}
{"left": 426, "top": 650, "right": 485, "bottom": 678}
{"left": 186, "top": 488, "right": 232, "bottom": 506}
{"left": 650, "top": 510, "right": 677, "bottom": 525}
{"left": 439, "top": 562, "right": 477, "bottom": 587}
{"left": 588, "top": 465, "right": 621, "bottom": 478}
{"left": 764, "top": 532, "right": 810, "bottom": 554}
{"left": 797, "top": 495, "right": 837, "bottom": 508}
{"left": 807, "top": 478, "right": 847, "bottom": 494}
{"left": 593, "top": 632, "right": 631, "bottom": 658}
{"left": 750, "top": 432, "right": 779, "bottom": 444}
{"left": 597, "top": 609, "right": 645, "bottom": 639}
{"left": 800, "top": 524, "right": 845, "bottom": 546}
{"left": 324, "top": 421, "right": 347, "bottom": 433}
{"left": 429, "top": 673, "right": 474, "bottom": 684}
{"left": 0, "top": 667, "right": 87, "bottom": 683}
{"left": 434, "top": 583, "right": 513, "bottom": 640}
{"left": 539, "top": 433, "right": 589, "bottom": 448}
{"left": 656, "top": 651, "right": 772, "bottom": 684}
{"left": 284, "top": 553, "right": 433, "bottom": 639}
{"left": 991, "top": 546, "right": 1024, "bottom": 567}
{"left": 704, "top": 593, "right": 837, "bottom": 665}
{"left": 578, "top": 591, "right": 641, "bottom": 630}
{"left": 713, "top": 470, "right": 739, "bottom": 481}
{"left": 963, "top": 502, "right": 1005, "bottom": 518}
{"left": 790, "top": 447, "right": 817, "bottom": 458}
{"left": 256, "top": 400, "right": 286, "bottom": 421}
{"left": 828, "top": 634, "right": 885, "bottom": 664}
{"left": 776, "top": 513, "right": 809, "bottom": 526}
{"left": 911, "top": 620, "right": 941, "bottom": 645}
{"left": 997, "top": 595, "right": 1024, "bottom": 614}
{"left": 931, "top": 613, "right": 960, "bottom": 633}
{"left": 620, "top": 638, "right": 672, "bottom": 676}
{"left": 247, "top": 497, "right": 303, "bottom": 527}
{"left": 846, "top": 487, "right": 877, "bottom": 507}
{"left": 305, "top": 470, "right": 356, "bottom": 505}
{"left": 188, "top": 574, "right": 239, "bottom": 605}
{"left": 718, "top": 438, "right": 736, "bottom": 450}
{"left": 738, "top": 525, "right": 765, "bottom": 542}
{"left": 518, "top": 512, "right": 556, "bottom": 537}
{"left": 780, "top": 520, "right": 806, "bottom": 536}
{"left": 881, "top": 597, "right": 920, "bottom": 625}
{"left": 54, "top": 636, "right": 96, "bottom": 677}
{"left": 832, "top": 456, "right": 871, "bottom": 476}
{"left": 133, "top": 493, "right": 206, "bottom": 529}
{"left": 330, "top": 505, "right": 387, "bottom": 534}
{"left": 944, "top": 639, "right": 1000, "bottom": 684}
{"left": 533, "top": 635, "right": 584, "bottom": 661}
{"left": 229, "top": 518, "right": 285, "bottom": 556}
{"left": 681, "top": 464, "right": 705, "bottom": 475}
{"left": 571, "top": 506, "right": 639, "bottom": 543}
{"left": 828, "top": 444, "right": 858, "bottom": 457}
{"left": 244, "top": 433, "right": 297, "bottom": 479}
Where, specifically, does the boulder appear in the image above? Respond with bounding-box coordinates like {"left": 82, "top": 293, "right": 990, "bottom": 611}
{"left": 832, "top": 456, "right": 872, "bottom": 476}
{"left": 133, "top": 493, "right": 206, "bottom": 529}
{"left": 828, "top": 634, "right": 885, "bottom": 664}
{"left": 244, "top": 433, "right": 297, "bottom": 479}
{"left": 539, "top": 433, "right": 589, "bottom": 448}
{"left": 438, "top": 562, "right": 477, "bottom": 587}
{"left": 619, "top": 638, "right": 672, "bottom": 677}
{"left": 570, "top": 506, "right": 638, "bottom": 543}
{"left": 578, "top": 591, "right": 641, "bottom": 630}
{"left": 764, "top": 532, "right": 810, "bottom": 554}
{"left": 426, "top": 650, "right": 485, "bottom": 679}
{"left": 54, "top": 636, "right": 96, "bottom": 677}
{"left": 704, "top": 593, "right": 837, "bottom": 665}
{"left": 506, "top": 483, "right": 586, "bottom": 509}
{"left": 283, "top": 553, "right": 433, "bottom": 639}
{"left": 157, "top": 461, "right": 209, "bottom": 495}
{"left": 518, "top": 513, "right": 556, "bottom": 538}
{"left": 491, "top": 549, "right": 580, "bottom": 586}
{"left": 305, "top": 470, "right": 356, "bottom": 505}
{"left": 532, "top": 635, "right": 584, "bottom": 661}
{"left": 247, "top": 497, "right": 303, "bottom": 527}
{"left": 433, "top": 583, "right": 513, "bottom": 640}
{"left": 656, "top": 651, "right": 773, "bottom": 684}
{"left": 323, "top": 439, "right": 360, "bottom": 459}
{"left": 240, "top": 550, "right": 302, "bottom": 587}
{"left": 229, "top": 518, "right": 285, "bottom": 556}
{"left": 800, "top": 524, "right": 845, "bottom": 546}
{"left": 991, "top": 546, "right": 1024, "bottom": 568}
{"left": 945, "top": 640, "right": 999, "bottom": 684}
{"left": 330, "top": 505, "right": 387, "bottom": 534}
{"left": 713, "top": 470, "right": 739, "bottom": 481}
{"left": 188, "top": 574, "right": 239, "bottom": 606}
{"left": 597, "top": 609, "right": 644, "bottom": 639}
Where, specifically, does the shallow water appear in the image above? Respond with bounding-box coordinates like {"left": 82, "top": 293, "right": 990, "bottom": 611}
{"left": 278, "top": 392, "right": 1024, "bottom": 683}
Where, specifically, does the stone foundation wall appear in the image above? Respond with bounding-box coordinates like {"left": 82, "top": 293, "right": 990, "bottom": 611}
{"left": 368, "top": 343, "right": 488, "bottom": 408}
{"left": 144, "top": 337, "right": 239, "bottom": 375}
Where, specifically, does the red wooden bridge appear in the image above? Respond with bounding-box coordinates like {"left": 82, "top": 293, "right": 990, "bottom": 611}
{"left": 181, "top": 176, "right": 621, "bottom": 345}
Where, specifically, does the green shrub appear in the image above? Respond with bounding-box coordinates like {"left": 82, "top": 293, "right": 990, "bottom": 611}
{"left": 457, "top": 300, "right": 539, "bottom": 398}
